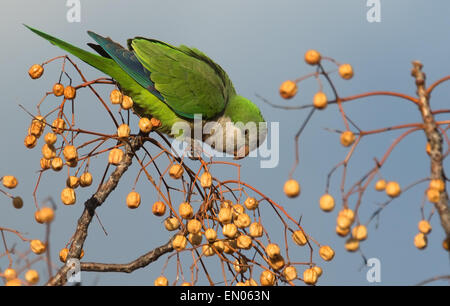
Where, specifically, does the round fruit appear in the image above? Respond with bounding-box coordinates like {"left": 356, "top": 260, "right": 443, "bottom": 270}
{"left": 352, "top": 225, "right": 368, "bottom": 241}
{"left": 61, "top": 187, "right": 76, "bottom": 205}
{"left": 28, "top": 64, "right": 44, "bottom": 79}
{"left": 152, "top": 201, "right": 166, "bottom": 216}
{"left": 283, "top": 266, "right": 297, "bottom": 281}
{"left": 139, "top": 117, "right": 152, "bottom": 133}
{"left": 200, "top": 172, "right": 212, "bottom": 188}
{"left": 64, "top": 86, "right": 76, "bottom": 100}
{"left": 109, "top": 89, "right": 123, "bottom": 104}
{"left": 319, "top": 245, "right": 335, "bottom": 261}
{"left": 292, "top": 230, "right": 308, "bottom": 246}
{"left": 12, "top": 197, "right": 23, "bottom": 209}
{"left": 164, "top": 217, "right": 180, "bottom": 231}
{"left": 244, "top": 197, "right": 259, "bottom": 210}
{"left": 172, "top": 235, "right": 187, "bottom": 251}
{"left": 414, "top": 233, "right": 427, "bottom": 249}
{"left": 385, "top": 181, "right": 401, "bottom": 198}
{"left": 25, "top": 269, "right": 39, "bottom": 285}
{"left": 375, "top": 179, "right": 386, "bottom": 191}
{"left": 319, "top": 193, "right": 335, "bottom": 212}
{"left": 30, "top": 239, "right": 46, "bottom": 254}
{"left": 179, "top": 202, "right": 193, "bottom": 219}
{"left": 108, "top": 148, "right": 124, "bottom": 165}
{"left": 117, "top": 124, "right": 130, "bottom": 138}
{"left": 121, "top": 95, "right": 133, "bottom": 110}
{"left": 303, "top": 268, "right": 318, "bottom": 285}
{"left": 279, "top": 80, "right": 298, "bottom": 99}
{"left": 260, "top": 270, "right": 275, "bottom": 286}
{"left": 338, "top": 64, "right": 354, "bottom": 80}
{"left": 2, "top": 175, "right": 18, "bottom": 189}
{"left": 187, "top": 219, "right": 202, "bottom": 234}
{"left": 205, "top": 228, "right": 217, "bottom": 242}
{"left": 418, "top": 220, "right": 432, "bottom": 234}
{"left": 80, "top": 172, "right": 93, "bottom": 187}
{"left": 154, "top": 276, "right": 168, "bottom": 286}
{"left": 345, "top": 238, "right": 359, "bottom": 252}
{"left": 53, "top": 83, "right": 64, "bottom": 96}
{"left": 284, "top": 179, "right": 300, "bottom": 198}
{"left": 249, "top": 222, "right": 263, "bottom": 238}
{"left": 126, "top": 191, "right": 141, "bottom": 209}
{"left": 304, "top": 50, "right": 321, "bottom": 65}
{"left": 313, "top": 92, "right": 328, "bottom": 109}
{"left": 340, "top": 131, "right": 355, "bottom": 147}
{"left": 169, "top": 164, "right": 184, "bottom": 179}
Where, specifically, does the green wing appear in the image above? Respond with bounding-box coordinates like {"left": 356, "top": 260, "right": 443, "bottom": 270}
{"left": 130, "top": 38, "right": 233, "bottom": 120}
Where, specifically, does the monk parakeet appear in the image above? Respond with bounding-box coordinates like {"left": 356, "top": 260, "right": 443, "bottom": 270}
{"left": 25, "top": 25, "right": 267, "bottom": 159}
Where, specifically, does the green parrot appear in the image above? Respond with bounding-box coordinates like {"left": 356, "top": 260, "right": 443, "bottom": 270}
{"left": 25, "top": 25, "right": 267, "bottom": 159}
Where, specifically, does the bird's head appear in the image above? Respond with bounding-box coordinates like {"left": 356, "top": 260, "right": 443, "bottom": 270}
{"left": 205, "top": 95, "right": 267, "bottom": 159}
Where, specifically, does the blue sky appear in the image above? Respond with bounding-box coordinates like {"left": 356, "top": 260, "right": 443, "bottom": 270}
{"left": 1, "top": 0, "right": 449, "bottom": 285}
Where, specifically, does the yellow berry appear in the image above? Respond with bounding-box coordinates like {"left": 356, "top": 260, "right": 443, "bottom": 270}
{"left": 169, "top": 164, "right": 184, "bottom": 179}
{"left": 375, "top": 179, "right": 386, "bottom": 191}
{"left": 202, "top": 244, "right": 215, "bottom": 257}
{"left": 338, "top": 64, "right": 354, "bottom": 80}
{"left": 37, "top": 207, "right": 55, "bottom": 223}
{"left": 30, "top": 239, "right": 46, "bottom": 254}
{"left": 313, "top": 92, "right": 328, "bottom": 109}
{"left": 427, "top": 188, "right": 440, "bottom": 203}
{"left": 418, "top": 220, "right": 432, "bottom": 234}
{"left": 126, "top": 191, "right": 141, "bottom": 209}
{"left": 172, "top": 235, "right": 187, "bottom": 251}
{"left": 266, "top": 243, "right": 281, "bottom": 259}
{"left": 51, "top": 118, "right": 66, "bottom": 134}
{"left": 61, "top": 187, "right": 76, "bottom": 205}
{"left": 319, "top": 193, "right": 335, "bottom": 212}
{"left": 283, "top": 266, "right": 298, "bottom": 281}
{"left": 152, "top": 201, "right": 166, "bottom": 216}
{"left": 5, "top": 278, "right": 22, "bottom": 286}
{"left": 179, "top": 202, "right": 193, "bottom": 219}
{"left": 205, "top": 228, "right": 217, "bottom": 242}
{"left": 59, "top": 248, "right": 69, "bottom": 262}
{"left": 2, "top": 175, "right": 18, "bottom": 189}
{"left": 340, "top": 131, "right": 355, "bottom": 147}
{"left": 150, "top": 117, "right": 162, "bottom": 128}
{"left": 108, "top": 148, "right": 124, "bottom": 165}
{"left": 4, "top": 268, "right": 17, "bottom": 281}
{"left": 249, "top": 222, "right": 263, "bottom": 238}
{"left": 52, "top": 83, "right": 64, "bottom": 96}
{"left": 304, "top": 49, "right": 321, "bottom": 65}
{"left": 63, "top": 145, "right": 78, "bottom": 162}
{"left": 414, "top": 233, "right": 427, "bottom": 249}
{"left": 64, "top": 86, "right": 76, "bottom": 100}
{"left": 80, "top": 172, "right": 93, "bottom": 187}
{"left": 319, "top": 245, "right": 335, "bottom": 261}
{"left": 218, "top": 207, "right": 233, "bottom": 224}
{"left": 336, "top": 225, "right": 350, "bottom": 237}
{"left": 51, "top": 157, "right": 64, "bottom": 171}
{"left": 223, "top": 223, "right": 238, "bottom": 239}
{"left": 260, "top": 270, "right": 275, "bottom": 286}
{"left": 44, "top": 133, "right": 57, "bottom": 145}
{"left": 200, "top": 172, "right": 212, "bottom": 188}
{"left": 188, "top": 233, "right": 203, "bottom": 246}
{"left": 244, "top": 197, "right": 259, "bottom": 210}
{"left": 139, "top": 117, "right": 152, "bottom": 133}
{"left": 121, "top": 95, "right": 134, "bottom": 110}
{"left": 385, "top": 181, "right": 401, "bottom": 198}
{"left": 429, "top": 179, "right": 445, "bottom": 192}
{"left": 284, "top": 179, "right": 300, "bottom": 198}
{"left": 25, "top": 269, "right": 39, "bottom": 285}
{"left": 28, "top": 64, "right": 44, "bottom": 79}
{"left": 303, "top": 268, "right": 318, "bottom": 285}
{"left": 292, "top": 230, "right": 308, "bottom": 246}
{"left": 352, "top": 225, "right": 368, "bottom": 241}
{"left": 187, "top": 219, "right": 202, "bottom": 234}
{"left": 345, "top": 238, "right": 359, "bottom": 252}
{"left": 24, "top": 134, "right": 37, "bottom": 148}
{"left": 279, "top": 80, "right": 298, "bottom": 99}
{"left": 164, "top": 217, "right": 180, "bottom": 231}
{"left": 154, "top": 276, "right": 168, "bottom": 286}
{"left": 233, "top": 258, "right": 248, "bottom": 274}
{"left": 117, "top": 123, "right": 130, "bottom": 138}
{"left": 109, "top": 89, "right": 123, "bottom": 104}
{"left": 236, "top": 235, "right": 252, "bottom": 250}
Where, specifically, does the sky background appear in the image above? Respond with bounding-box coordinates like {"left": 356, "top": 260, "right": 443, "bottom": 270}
{"left": 1, "top": 0, "right": 450, "bottom": 286}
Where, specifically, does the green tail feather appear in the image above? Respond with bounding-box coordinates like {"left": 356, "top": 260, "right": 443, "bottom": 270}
{"left": 24, "top": 24, "right": 139, "bottom": 91}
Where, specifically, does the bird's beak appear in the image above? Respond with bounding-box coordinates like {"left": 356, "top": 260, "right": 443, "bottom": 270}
{"left": 234, "top": 145, "right": 250, "bottom": 160}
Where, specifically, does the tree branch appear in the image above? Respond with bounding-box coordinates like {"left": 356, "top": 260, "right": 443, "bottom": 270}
{"left": 80, "top": 239, "right": 173, "bottom": 274}
{"left": 412, "top": 61, "right": 450, "bottom": 240}
{"left": 46, "top": 136, "right": 144, "bottom": 286}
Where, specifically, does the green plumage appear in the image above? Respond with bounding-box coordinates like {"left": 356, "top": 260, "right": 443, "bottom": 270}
{"left": 25, "top": 25, "right": 266, "bottom": 156}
